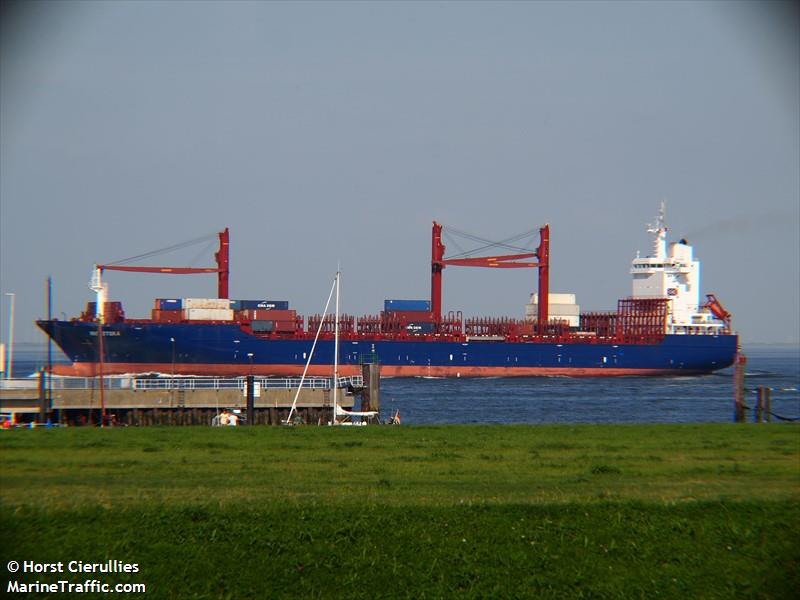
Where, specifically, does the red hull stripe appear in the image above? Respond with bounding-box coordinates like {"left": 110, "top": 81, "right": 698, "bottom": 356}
{"left": 52, "top": 362, "right": 693, "bottom": 378}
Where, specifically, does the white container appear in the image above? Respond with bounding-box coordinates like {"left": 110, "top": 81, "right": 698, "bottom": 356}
{"left": 526, "top": 303, "right": 580, "bottom": 317}
{"left": 183, "top": 308, "right": 234, "bottom": 321}
{"left": 530, "top": 292, "right": 576, "bottom": 305}
{"left": 183, "top": 298, "right": 231, "bottom": 310}
{"left": 549, "top": 304, "right": 581, "bottom": 316}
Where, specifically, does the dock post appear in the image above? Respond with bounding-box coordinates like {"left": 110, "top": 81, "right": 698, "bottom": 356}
{"left": 361, "top": 361, "right": 381, "bottom": 414}
{"left": 734, "top": 353, "right": 746, "bottom": 423}
{"left": 246, "top": 375, "right": 255, "bottom": 426}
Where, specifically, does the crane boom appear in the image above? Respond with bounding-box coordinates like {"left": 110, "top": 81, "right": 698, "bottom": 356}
{"left": 98, "top": 266, "right": 219, "bottom": 274}
{"left": 97, "top": 228, "right": 230, "bottom": 298}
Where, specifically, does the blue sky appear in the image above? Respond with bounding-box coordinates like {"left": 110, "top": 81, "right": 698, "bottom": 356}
{"left": 1, "top": 0, "right": 798, "bottom": 347}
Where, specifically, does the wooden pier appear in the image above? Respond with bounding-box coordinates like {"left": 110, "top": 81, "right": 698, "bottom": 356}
{"left": 0, "top": 363, "right": 381, "bottom": 426}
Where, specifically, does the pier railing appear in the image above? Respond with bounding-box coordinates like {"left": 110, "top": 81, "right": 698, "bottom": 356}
{"left": 0, "top": 375, "right": 363, "bottom": 392}
{"left": 131, "top": 376, "right": 364, "bottom": 391}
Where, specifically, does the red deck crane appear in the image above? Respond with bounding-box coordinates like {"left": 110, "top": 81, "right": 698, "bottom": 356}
{"left": 431, "top": 221, "right": 550, "bottom": 332}
{"left": 96, "top": 228, "right": 230, "bottom": 298}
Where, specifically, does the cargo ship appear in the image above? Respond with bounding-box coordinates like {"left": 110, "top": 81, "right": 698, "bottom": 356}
{"left": 38, "top": 206, "right": 738, "bottom": 377}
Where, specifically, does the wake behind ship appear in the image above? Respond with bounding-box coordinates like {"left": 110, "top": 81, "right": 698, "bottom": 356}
{"left": 38, "top": 206, "right": 738, "bottom": 377}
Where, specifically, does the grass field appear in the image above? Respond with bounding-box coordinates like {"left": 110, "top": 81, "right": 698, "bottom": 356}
{"left": 2, "top": 424, "right": 799, "bottom": 598}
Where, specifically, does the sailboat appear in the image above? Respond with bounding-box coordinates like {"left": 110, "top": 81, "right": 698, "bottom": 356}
{"left": 286, "top": 269, "right": 378, "bottom": 426}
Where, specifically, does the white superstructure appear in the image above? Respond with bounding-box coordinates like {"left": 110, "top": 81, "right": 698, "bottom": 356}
{"left": 630, "top": 203, "right": 725, "bottom": 334}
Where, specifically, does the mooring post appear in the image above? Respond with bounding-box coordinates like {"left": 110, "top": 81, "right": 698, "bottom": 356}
{"left": 734, "top": 353, "right": 746, "bottom": 423}
{"left": 755, "top": 387, "right": 764, "bottom": 423}
{"left": 361, "top": 361, "right": 380, "bottom": 414}
{"left": 765, "top": 387, "right": 772, "bottom": 423}
{"left": 246, "top": 375, "right": 255, "bottom": 425}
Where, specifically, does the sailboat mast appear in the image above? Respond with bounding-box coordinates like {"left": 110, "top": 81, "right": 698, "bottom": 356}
{"left": 332, "top": 269, "right": 340, "bottom": 424}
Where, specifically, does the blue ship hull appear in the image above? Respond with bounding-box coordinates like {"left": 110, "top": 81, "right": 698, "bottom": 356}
{"left": 39, "top": 320, "right": 738, "bottom": 377}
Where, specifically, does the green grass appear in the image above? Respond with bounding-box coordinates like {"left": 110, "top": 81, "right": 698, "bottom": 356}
{"left": 2, "top": 424, "right": 799, "bottom": 598}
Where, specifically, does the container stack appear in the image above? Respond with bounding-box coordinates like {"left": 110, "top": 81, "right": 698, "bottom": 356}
{"left": 383, "top": 299, "right": 435, "bottom": 334}
{"left": 230, "top": 300, "right": 290, "bottom": 311}
{"left": 183, "top": 298, "right": 234, "bottom": 321}
{"left": 526, "top": 293, "right": 580, "bottom": 328}
{"left": 151, "top": 298, "right": 293, "bottom": 325}
{"left": 244, "top": 310, "right": 297, "bottom": 334}
{"left": 152, "top": 299, "right": 183, "bottom": 322}
{"left": 233, "top": 300, "right": 295, "bottom": 333}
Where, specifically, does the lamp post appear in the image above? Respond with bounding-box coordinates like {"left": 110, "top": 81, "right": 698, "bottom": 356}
{"left": 4, "top": 292, "right": 14, "bottom": 379}
{"left": 246, "top": 353, "right": 254, "bottom": 425}
{"left": 170, "top": 337, "right": 176, "bottom": 379}
{"left": 170, "top": 337, "right": 176, "bottom": 411}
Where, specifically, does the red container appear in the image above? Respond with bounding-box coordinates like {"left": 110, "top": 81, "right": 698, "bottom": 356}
{"left": 151, "top": 309, "right": 183, "bottom": 323}
{"left": 241, "top": 309, "right": 296, "bottom": 321}
{"left": 273, "top": 320, "right": 296, "bottom": 333}
{"left": 382, "top": 310, "right": 434, "bottom": 324}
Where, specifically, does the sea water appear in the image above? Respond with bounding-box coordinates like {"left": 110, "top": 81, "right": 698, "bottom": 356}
{"left": 380, "top": 346, "right": 800, "bottom": 424}
{"left": 5, "top": 344, "right": 799, "bottom": 425}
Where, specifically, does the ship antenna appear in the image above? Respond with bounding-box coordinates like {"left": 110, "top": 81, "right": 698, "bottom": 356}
{"left": 647, "top": 200, "right": 668, "bottom": 258}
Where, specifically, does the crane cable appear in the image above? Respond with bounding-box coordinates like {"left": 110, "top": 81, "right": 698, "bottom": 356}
{"left": 442, "top": 225, "right": 539, "bottom": 260}
{"left": 104, "top": 232, "right": 219, "bottom": 267}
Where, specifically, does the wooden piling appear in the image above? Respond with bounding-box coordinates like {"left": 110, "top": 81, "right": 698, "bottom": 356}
{"left": 755, "top": 387, "right": 764, "bottom": 423}
{"left": 361, "top": 361, "right": 381, "bottom": 414}
{"left": 734, "top": 353, "right": 746, "bottom": 423}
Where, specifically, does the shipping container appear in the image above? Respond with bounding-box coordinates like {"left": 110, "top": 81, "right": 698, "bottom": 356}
{"left": 183, "top": 308, "right": 234, "bottom": 321}
{"left": 227, "top": 300, "right": 242, "bottom": 311}
{"left": 384, "top": 310, "right": 435, "bottom": 323}
{"left": 250, "top": 319, "right": 296, "bottom": 333}
{"left": 240, "top": 309, "right": 296, "bottom": 321}
{"left": 151, "top": 309, "right": 183, "bottom": 323}
{"left": 251, "top": 320, "right": 274, "bottom": 333}
{"left": 529, "top": 305, "right": 581, "bottom": 317}
{"left": 405, "top": 322, "right": 436, "bottom": 334}
{"left": 239, "top": 300, "right": 289, "bottom": 311}
{"left": 530, "top": 293, "right": 577, "bottom": 305}
{"left": 385, "top": 299, "right": 431, "bottom": 312}
{"left": 273, "top": 320, "right": 296, "bottom": 333}
{"left": 156, "top": 298, "right": 183, "bottom": 310}
{"left": 183, "top": 298, "right": 231, "bottom": 310}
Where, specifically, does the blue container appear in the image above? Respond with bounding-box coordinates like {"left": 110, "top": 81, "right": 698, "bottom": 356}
{"left": 239, "top": 300, "right": 289, "bottom": 311}
{"left": 405, "top": 322, "right": 436, "bottom": 334}
{"left": 251, "top": 320, "right": 274, "bottom": 333}
{"left": 158, "top": 298, "right": 183, "bottom": 310}
{"left": 385, "top": 299, "right": 431, "bottom": 312}
{"left": 228, "top": 300, "right": 242, "bottom": 311}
